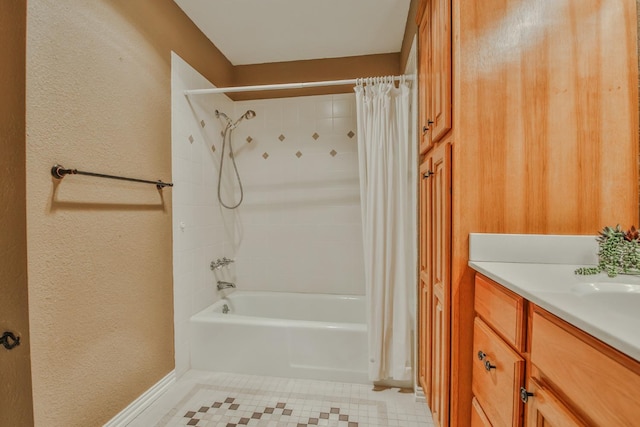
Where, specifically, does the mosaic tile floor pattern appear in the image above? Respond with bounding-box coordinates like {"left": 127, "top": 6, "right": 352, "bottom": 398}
{"left": 128, "top": 371, "right": 434, "bottom": 427}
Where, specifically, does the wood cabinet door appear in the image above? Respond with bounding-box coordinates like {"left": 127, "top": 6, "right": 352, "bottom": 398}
{"left": 429, "top": 0, "right": 451, "bottom": 143}
{"left": 427, "top": 142, "right": 452, "bottom": 427}
{"left": 418, "top": 3, "right": 433, "bottom": 154}
{"left": 418, "top": 158, "right": 433, "bottom": 402}
{"left": 524, "top": 378, "right": 586, "bottom": 427}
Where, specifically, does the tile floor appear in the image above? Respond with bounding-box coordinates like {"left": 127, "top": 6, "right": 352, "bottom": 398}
{"left": 128, "top": 370, "right": 434, "bottom": 427}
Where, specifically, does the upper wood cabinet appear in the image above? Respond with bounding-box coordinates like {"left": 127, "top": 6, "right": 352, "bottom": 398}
{"left": 417, "top": 0, "right": 452, "bottom": 154}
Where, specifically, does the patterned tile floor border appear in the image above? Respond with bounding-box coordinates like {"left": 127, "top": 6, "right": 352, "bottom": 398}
{"left": 128, "top": 371, "right": 434, "bottom": 427}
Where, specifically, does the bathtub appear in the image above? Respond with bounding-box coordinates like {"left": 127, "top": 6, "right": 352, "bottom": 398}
{"left": 189, "top": 291, "right": 368, "bottom": 383}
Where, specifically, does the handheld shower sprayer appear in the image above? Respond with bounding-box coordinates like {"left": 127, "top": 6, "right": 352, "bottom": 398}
{"left": 214, "top": 109, "right": 257, "bottom": 209}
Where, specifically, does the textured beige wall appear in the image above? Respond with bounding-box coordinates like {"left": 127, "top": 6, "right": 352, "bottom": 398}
{"left": 24, "top": 1, "right": 231, "bottom": 425}
{"left": 0, "top": 1, "right": 34, "bottom": 425}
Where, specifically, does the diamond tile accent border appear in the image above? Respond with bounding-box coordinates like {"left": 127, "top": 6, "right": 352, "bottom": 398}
{"left": 180, "top": 395, "right": 358, "bottom": 427}
{"left": 246, "top": 136, "right": 253, "bottom": 143}
{"left": 279, "top": 134, "right": 286, "bottom": 141}
{"left": 312, "top": 132, "right": 320, "bottom": 140}
{"left": 296, "top": 151, "right": 303, "bottom": 158}
{"left": 347, "top": 130, "right": 355, "bottom": 138}
{"left": 200, "top": 120, "right": 205, "bottom": 128}
{"left": 128, "top": 371, "right": 434, "bottom": 427}
{"left": 330, "top": 149, "right": 337, "bottom": 157}
{"left": 188, "top": 135, "right": 194, "bottom": 143}
{"left": 262, "top": 152, "right": 269, "bottom": 159}
{"left": 211, "top": 145, "right": 216, "bottom": 153}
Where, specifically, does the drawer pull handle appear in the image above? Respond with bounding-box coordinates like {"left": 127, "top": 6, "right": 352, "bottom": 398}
{"left": 423, "top": 170, "right": 434, "bottom": 179}
{"left": 484, "top": 360, "right": 496, "bottom": 371}
{"left": 520, "top": 387, "right": 534, "bottom": 403}
{"left": 477, "top": 351, "right": 486, "bottom": 361}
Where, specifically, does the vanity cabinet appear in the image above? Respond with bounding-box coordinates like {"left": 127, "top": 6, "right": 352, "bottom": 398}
{"left": 473, "top": 273, "right": 640, "bottom": 426}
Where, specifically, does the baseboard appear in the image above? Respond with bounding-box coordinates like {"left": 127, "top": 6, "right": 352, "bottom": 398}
{"left": 103, "top": 370, "right": 176, "bottom": 427}
{"left": 414, "top": 385, "right": 426, "bottom": 403}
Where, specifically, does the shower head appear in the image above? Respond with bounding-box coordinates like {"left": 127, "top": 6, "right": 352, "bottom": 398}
{"left": 232, "top": 110, "right": 257, "bottom": 127}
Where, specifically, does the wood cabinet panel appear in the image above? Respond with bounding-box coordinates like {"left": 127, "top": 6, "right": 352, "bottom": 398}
{"left": 475, "top": 275, "right": 526, "bottom": 352}
{"left": 418, "top": 279, "right": 432, "bottom": 398}
{"left": 432, "top": 283, "right": 447, "bottom": 427}
{"left": 530, "top": 309, "right": 640, "bottom": 425}
{"left": 472, "top": 318, "right": 524, "bottom": 427}
{"left": 455, "top": 0, "right": 638, "bottom": 235}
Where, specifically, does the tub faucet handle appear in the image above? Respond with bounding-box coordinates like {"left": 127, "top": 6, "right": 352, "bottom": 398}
{"left": 217, "top": 281, "right": 236, "bottom": 290}
{"left": 211, "top": 257, "right": 235, "bottom": 270}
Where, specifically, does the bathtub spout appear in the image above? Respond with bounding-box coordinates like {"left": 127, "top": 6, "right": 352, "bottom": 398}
{"left": 217, "top": 281, "right": 236, "bottom": 290}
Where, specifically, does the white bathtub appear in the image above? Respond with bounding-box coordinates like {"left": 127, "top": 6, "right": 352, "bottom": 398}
{"left": 189, "top": 291, "right": 368, "bottom": 383}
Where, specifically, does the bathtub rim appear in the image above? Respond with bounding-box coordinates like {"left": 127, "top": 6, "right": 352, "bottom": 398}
{"left": 190, "top": 290, "right": 367, "bottom": 330}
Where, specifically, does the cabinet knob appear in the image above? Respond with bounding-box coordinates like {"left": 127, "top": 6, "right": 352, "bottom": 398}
{"left": 423, "top": 170, "right": 434, "bottom": 179}
{"left": 422, "top": 120, "right": 434, "bottom": 133}
{"left": 477, "top": 351, "right": 486, "bottom": 361}
{"left": 422, "top": 126, "right": 429, "bottom": 134}
{"left": 520, "top": 387, "right": 534, "bottom": 403}
{"left": 484, "top": 360, "right": 496, "bottom": 371}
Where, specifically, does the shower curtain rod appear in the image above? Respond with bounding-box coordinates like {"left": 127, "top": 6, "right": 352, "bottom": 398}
{"left": 183, "top": 74, "right": 413, "bottom": 96}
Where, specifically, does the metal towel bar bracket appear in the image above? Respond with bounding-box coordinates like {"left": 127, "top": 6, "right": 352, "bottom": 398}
{"left": 51, "top": 164, "right": 173, "bottom": 190}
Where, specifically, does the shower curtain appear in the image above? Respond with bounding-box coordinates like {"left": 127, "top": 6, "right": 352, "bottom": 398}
{"left": 355, "top": 77, "right": 412, "bottom": 382}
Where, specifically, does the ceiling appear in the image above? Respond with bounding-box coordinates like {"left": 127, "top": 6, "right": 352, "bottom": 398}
{"left": 173, "top": 0, "right": 412, "bottom": 66}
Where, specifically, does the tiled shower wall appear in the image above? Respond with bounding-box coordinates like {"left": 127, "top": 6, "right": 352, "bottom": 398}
{"left": 171, "top": 53, "right": 238, "bottom": 376}
{"left": 230, "top": 95, "right": 365, "bottom": 295}
{"left": 172, "top": 53, "right": 418, "bottom": 375}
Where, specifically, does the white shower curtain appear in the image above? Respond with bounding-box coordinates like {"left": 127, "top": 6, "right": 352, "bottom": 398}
{"left": 355, "top": 77, "right": 412, "bottom": 382}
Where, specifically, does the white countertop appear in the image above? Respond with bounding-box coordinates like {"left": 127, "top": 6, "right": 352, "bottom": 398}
{"left": 468, "top": 234, "right": 640, "bottom": 362}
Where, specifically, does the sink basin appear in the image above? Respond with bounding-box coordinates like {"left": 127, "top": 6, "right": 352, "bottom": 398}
{"left": 571, "top": 282, "right": 640, "bottom": 314}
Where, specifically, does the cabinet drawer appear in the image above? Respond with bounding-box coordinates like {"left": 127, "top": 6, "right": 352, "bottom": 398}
{"left": 531, "top": 309, "right": 640, "bottom": 426}
{"left": 472, "top": 317, "right": 524, "bottom": 427}
{"left": 475, "top": 274, "right": 526, "bottom": 351}
{"left": 471, "top": 397, "right": 493, "bottom": 427}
